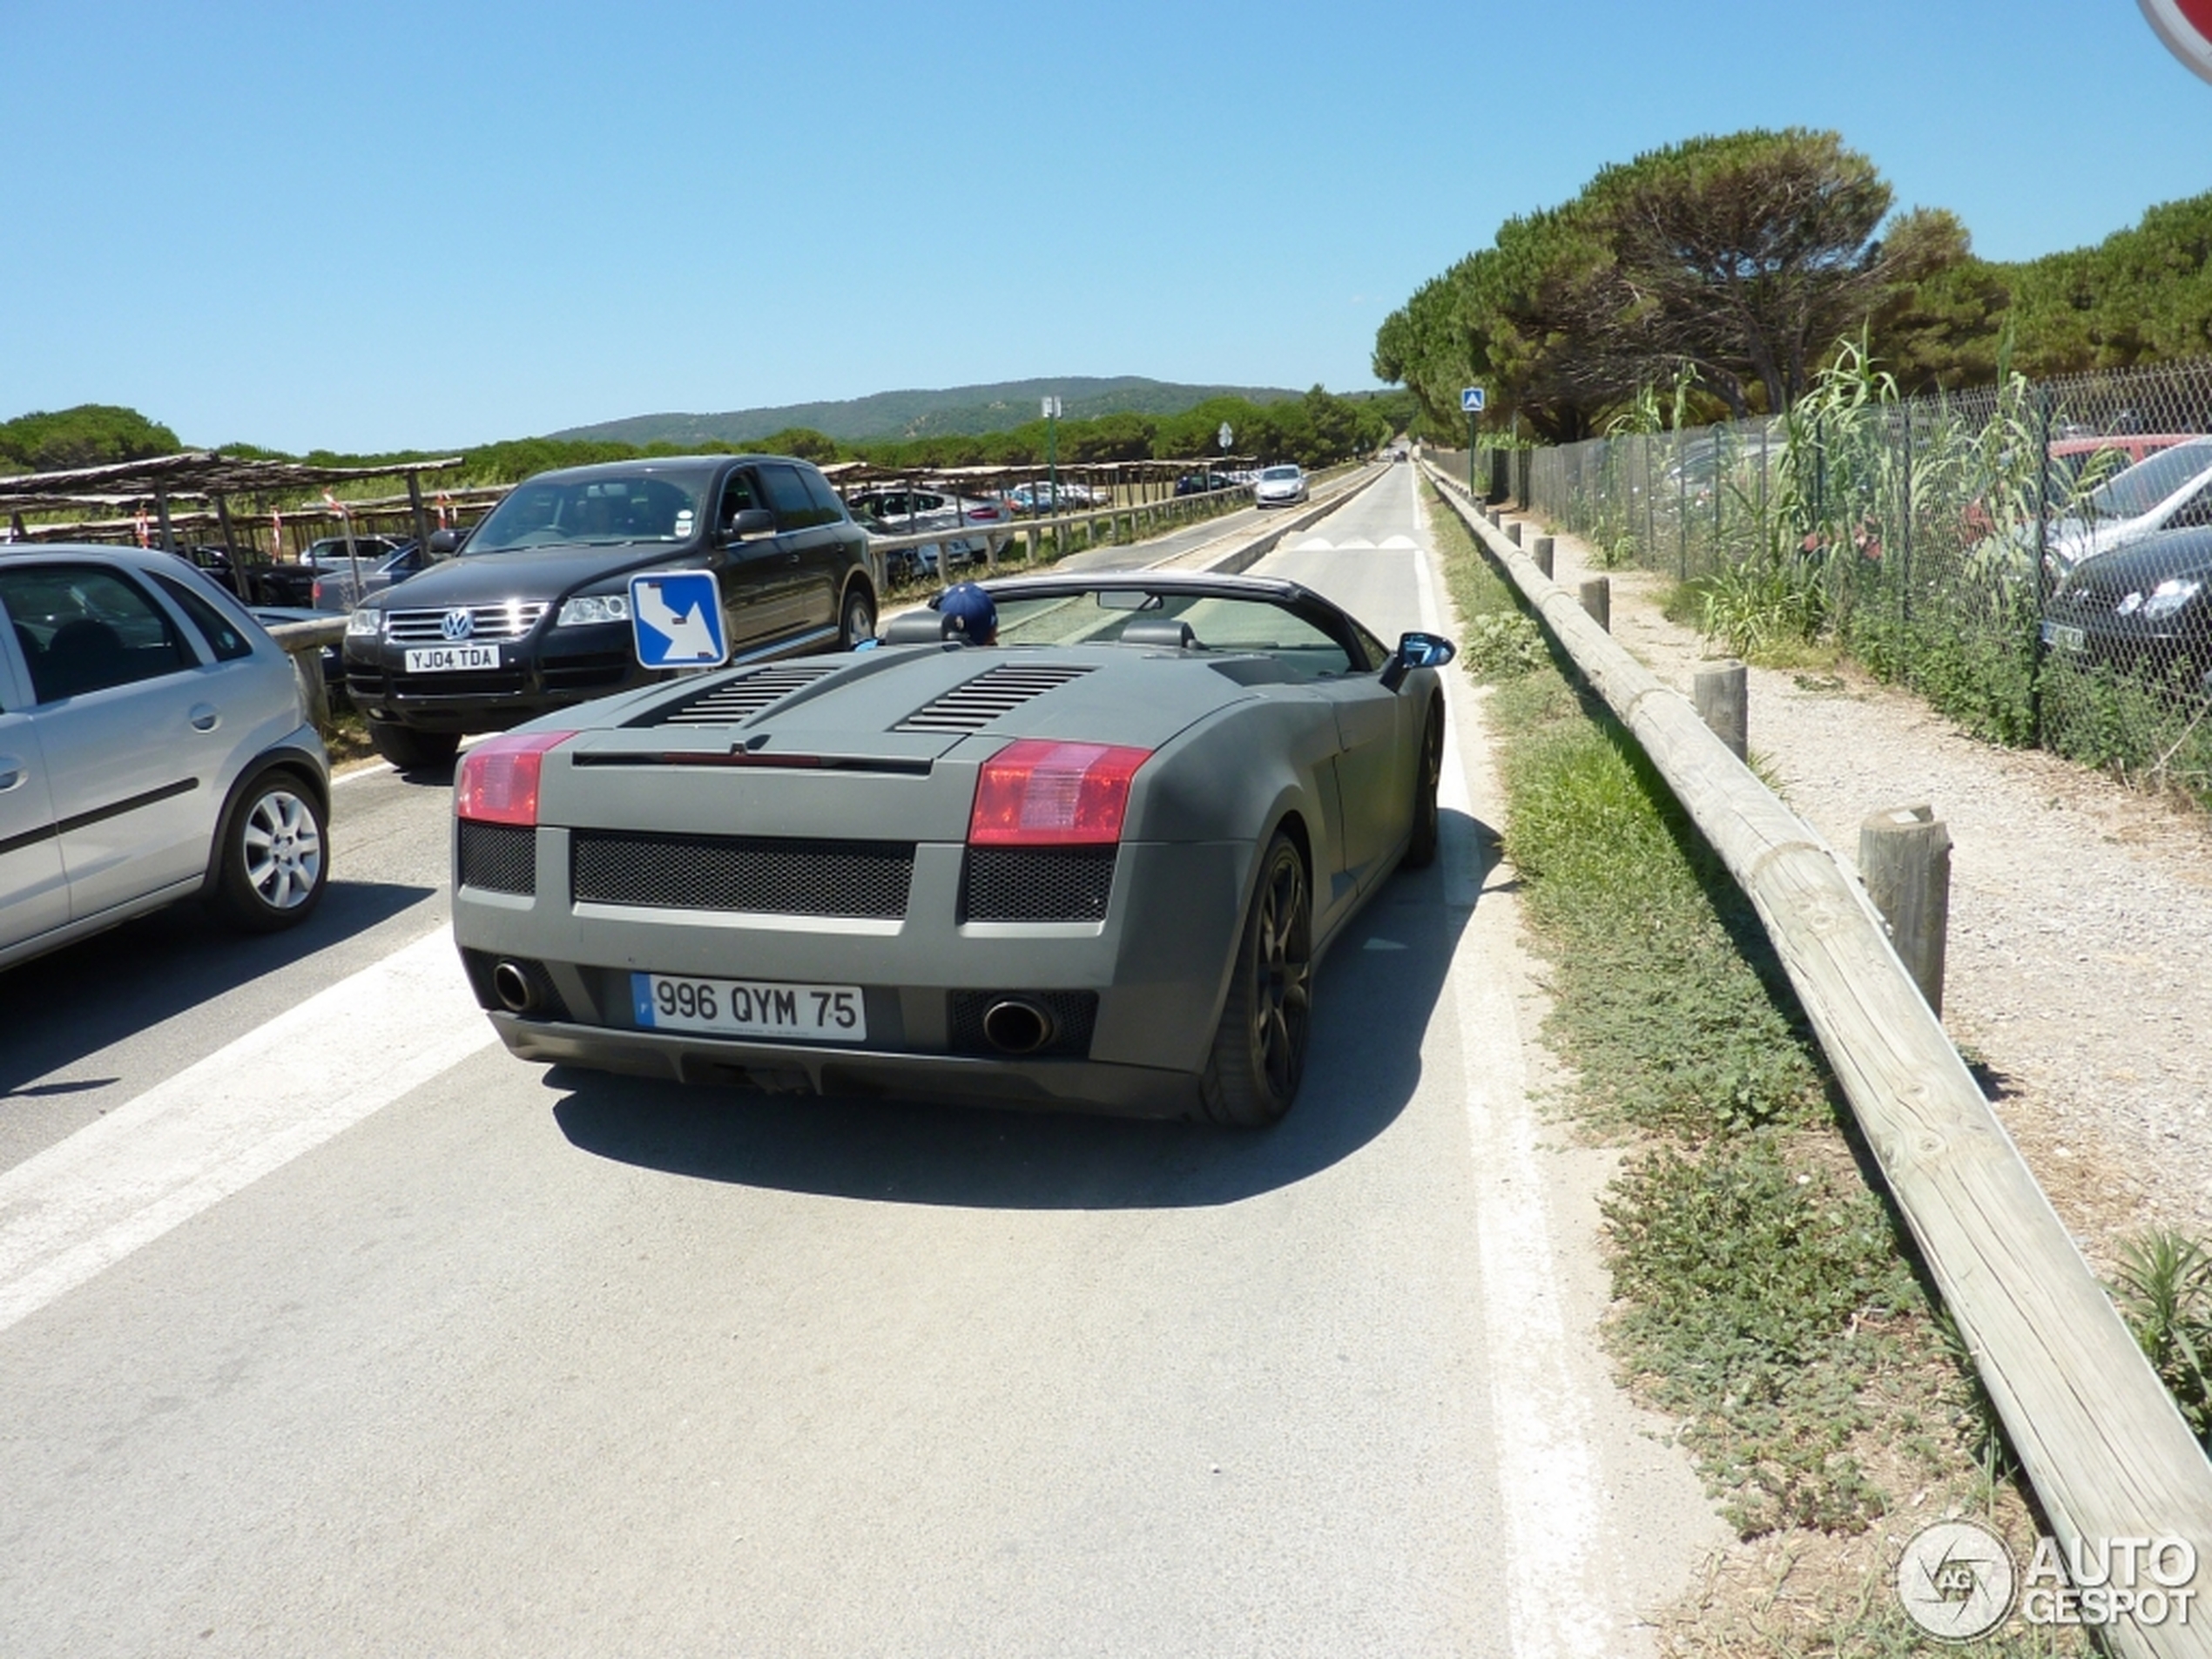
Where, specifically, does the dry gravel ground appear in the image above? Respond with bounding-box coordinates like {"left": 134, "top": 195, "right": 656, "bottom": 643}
{"left": 1520, "top": 516, "right": 2212, "bottom": 1266}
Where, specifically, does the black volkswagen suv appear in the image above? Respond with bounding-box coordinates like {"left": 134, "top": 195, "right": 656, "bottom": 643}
{"left": 341, "top": 455, "right": 879, "bottom": 768}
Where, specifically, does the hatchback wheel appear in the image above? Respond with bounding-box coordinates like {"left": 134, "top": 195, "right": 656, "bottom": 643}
{"left": 213, "top": 773, "right": 328, "bottom": 932}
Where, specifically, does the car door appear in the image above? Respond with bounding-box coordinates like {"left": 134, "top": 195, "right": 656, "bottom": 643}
{"left": 757, "top": 462, "right": 841, "bottom": 637}
{"left": 712, "top": 469, "right": 803, "bottom": 648}
{"left": 0, "top": 616, "right": 68, "bottom": 954}
{"left": 0, "top": 560, "right": 225, "bottom": 922}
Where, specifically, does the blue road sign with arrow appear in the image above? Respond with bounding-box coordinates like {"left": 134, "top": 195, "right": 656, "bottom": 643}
{"left": 1460, "top": 386, "right": 1487, "bottom": 414}
{"left": 629, "top": 570, "right": 729, "bottom": 670}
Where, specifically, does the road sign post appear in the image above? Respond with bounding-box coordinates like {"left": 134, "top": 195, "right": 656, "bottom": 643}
{"left": 629, "top": 570, "right": 729, "bottom": 671}
{"left": 1042, "top": 396, "right": 1062, "bottom": 525}
{"left": 1460, "top": 386, "right": 1486, "bottom": 497}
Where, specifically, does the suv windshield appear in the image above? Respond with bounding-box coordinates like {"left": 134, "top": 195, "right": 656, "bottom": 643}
{"left": 467, "top": 473, "right": 705, "bottom": 553}
{"left": 2085, "top": 440, "right": 2212, "bottom": 521}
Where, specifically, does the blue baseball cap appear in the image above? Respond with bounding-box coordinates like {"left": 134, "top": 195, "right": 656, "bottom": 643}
{"left": 939, "top": 581, "right": 998, "bottom": 641}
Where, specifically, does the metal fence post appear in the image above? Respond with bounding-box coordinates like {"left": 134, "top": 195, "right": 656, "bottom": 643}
{"left": 2031, "top": 384, "right": 2054, "bottom": 747}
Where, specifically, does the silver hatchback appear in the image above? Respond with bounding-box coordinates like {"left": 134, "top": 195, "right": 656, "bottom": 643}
{"left": 0, "top": 544, "right": 332, "bottom": 970}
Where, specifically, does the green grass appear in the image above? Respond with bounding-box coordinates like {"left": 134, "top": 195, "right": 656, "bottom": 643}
{"left": 1421, "top": 481, "right": 2074, "bottom": 1643}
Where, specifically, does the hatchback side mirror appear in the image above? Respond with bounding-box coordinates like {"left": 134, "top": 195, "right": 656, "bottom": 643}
{"left": 1382, "top": 630, "right": 1456, "bottom": 691}
{"left": 720, "top": 507, "right": 778, "bottom": 543}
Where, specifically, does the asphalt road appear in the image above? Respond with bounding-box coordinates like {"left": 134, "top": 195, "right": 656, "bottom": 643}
{"left": 0, "top": 465, "right": 1718, "bottom": 1657}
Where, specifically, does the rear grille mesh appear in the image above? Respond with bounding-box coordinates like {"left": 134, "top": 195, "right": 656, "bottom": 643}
{"left": 963, "top": 846, "right": 1116, "bottom": 922}
{"left": 458, "top": 821, "right": 536, "bottom": 894}
{"left": 948, "top": 990, "right": 1098, "bottom": 1058}
{"left": 572, "top": 832, "right": 914, "bottom": 918}
{"left": 896, "top": 663, "right": 1093, "bottom": 732}
{"left": 649, "top": 664, "right": 839, "bottom": 727}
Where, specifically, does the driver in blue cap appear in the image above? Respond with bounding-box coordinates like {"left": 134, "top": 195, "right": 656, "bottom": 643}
{"left": 938, "top": 580, "right": 999, "bottom": 645}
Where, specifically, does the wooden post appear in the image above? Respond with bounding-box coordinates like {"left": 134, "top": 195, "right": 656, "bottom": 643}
{"left": 1860, "top": 805, "right": 1951, "bottom": 1018}
{"left": 1506, "top": 520, "right": 1523, "bottom": 546}
{"left": 211, "top": 492, "right": 249, "bottom": 598}
{"left": 154, "top": 489, "right": 178, "bottom": 553}
{"left": 1693, "top": 661, "right": 1748, "bottom": 760}
{"left": 1531, "top": 535, "right": 1554, "bottom": 579}
{"left": 406, "top": 470, "right": 433, "bottom": 561}
{"left": 1578, "top": 576, "right": 1610, "bottom": 631}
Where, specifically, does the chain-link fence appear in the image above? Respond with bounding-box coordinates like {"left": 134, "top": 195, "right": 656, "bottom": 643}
{"left": 1521, "top": 356, "right": 2212, "bottom": 804}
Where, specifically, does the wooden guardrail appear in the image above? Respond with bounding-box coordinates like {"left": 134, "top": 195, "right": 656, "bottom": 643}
{"left": 263, "top": 616, "right": 347, "bottom": 731}
{"left": 1423, "top": 462, "right": 2212, "bottom": 1658}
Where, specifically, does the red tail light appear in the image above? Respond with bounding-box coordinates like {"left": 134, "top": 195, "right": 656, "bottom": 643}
{"left": 968, "top": 739, "right": 1151, "bottom": 846}
{"left": 455, "top": 730, "right": 576, "bottom": 826}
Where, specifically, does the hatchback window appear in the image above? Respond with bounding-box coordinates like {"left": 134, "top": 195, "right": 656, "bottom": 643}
{"left": 0, "top": 563, "right": 196, "bottom": 703}
{"left": 151, "top": 571, "right": 257, "bottom": 662}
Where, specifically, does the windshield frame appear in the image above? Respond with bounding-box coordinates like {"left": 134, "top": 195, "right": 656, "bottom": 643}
{"left": 463, "top": 467, "right": 716, "bottom": 556}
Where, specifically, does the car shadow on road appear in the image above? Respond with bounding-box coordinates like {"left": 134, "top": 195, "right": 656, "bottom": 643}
{"left": 0, "top": 880, "right": 435, "bottom": 1098}
{"left": 550, "top": 810, "right": 1496, "bottom": 1210}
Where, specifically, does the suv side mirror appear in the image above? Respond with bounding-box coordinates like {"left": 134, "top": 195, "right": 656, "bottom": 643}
{"left": 721, "top": 507, "right": 778, "bottom": 543}
{"left": 428, "top": 528, "right": 464, "bottom": 556}
{"left": 1381, "top": 630, "right": 1456, "bottom": 691}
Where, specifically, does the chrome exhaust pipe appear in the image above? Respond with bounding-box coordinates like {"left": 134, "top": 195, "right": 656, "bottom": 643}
{"left": 981, "top": 997, "right": 1055, "bottom": 1055}
{"left": 491, "top": 959, "right": 536, "bottom": 1013}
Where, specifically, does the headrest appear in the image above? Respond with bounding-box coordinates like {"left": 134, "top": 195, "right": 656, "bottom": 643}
{"left": 884, "top": 609, "right": 956, "bottom": 644}
{"left": 1119, "top": 617, "right": 1198, "bottom": 649}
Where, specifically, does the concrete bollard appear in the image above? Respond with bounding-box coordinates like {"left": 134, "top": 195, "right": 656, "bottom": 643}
{"left": 1693, "top": 661, "right": 1748, "bottom": 760}
{"left": 1579, "top": 577, "right": 1610, "bottom": 631}
{"left": 1531, "top": 535, "right": 1554, "bottom": 579}
{"left": 1859, "top": 805, "right": 1951, "bottom": 1016}
{"left": 1507, "top": 521, "right": 1523, "bottom": 546}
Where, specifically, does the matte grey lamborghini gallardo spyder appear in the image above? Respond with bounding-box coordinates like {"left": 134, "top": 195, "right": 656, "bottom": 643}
{"left": 448, "top": 572, "right": 1454, "bottom": 1126}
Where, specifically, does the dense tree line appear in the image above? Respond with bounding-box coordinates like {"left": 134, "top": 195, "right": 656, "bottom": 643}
{"left": 4, "top": 389, "right": 1408, "bottom": 488}
{"left": 1375, "top": 128, "right": 2212, "bottom": 438}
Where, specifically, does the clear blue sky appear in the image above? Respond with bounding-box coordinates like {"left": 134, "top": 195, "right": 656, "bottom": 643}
{"left": 5, "top": 0, "right": 2209, "bottom": 454}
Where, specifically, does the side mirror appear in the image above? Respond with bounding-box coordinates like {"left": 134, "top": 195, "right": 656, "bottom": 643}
{"left": 428, "top": 528, "right": 464, "bottom": 556}
{"left": 721, "top": 507, "right": 778, "bottom": 543}
{"left": 1382, "top": 630, "right": 1455, "bottom": 691}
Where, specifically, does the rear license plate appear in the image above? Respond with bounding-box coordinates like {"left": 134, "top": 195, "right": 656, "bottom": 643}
{"left": 2040, "top": 621, "right": 2087, "bottom": 652}
{"left": 404, "top": 644, "right": 502, "bottom": 672}
{"left": 631, "top": 973, "right": 866, "bottom": 1042}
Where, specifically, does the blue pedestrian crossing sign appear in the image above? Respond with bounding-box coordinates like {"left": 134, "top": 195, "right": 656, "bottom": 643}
{"left": 1460, "top": 386, "right": 1487, "bottom": 414}
{"left": 629, "top": 570, "right": 729, "bottom": 670}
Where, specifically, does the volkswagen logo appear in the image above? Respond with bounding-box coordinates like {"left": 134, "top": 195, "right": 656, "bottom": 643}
{"left": 440, "top": 609, "right": 476, "bottom": 642}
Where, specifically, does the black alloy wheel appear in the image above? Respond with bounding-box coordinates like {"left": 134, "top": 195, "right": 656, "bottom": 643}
{"left": 1202, "top": 831, "right": 1313, "bottom": 1128}
{"left": 1404, "top": 700, "right": 1443, "bottom": 869}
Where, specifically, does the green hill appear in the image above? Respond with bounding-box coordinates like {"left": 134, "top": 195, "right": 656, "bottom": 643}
{"left": 551, "top": 377, "right": 1303, "bottom": 447}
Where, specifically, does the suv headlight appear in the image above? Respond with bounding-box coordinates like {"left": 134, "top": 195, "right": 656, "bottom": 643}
{"left": 556, "top": 593, "right": 631, "bottom": 626}
{"left": 2141, "top": 577, "right": 2202, "bottom": 622}
{"left": 346, "top": 608, "right": 383, "bottom": 637}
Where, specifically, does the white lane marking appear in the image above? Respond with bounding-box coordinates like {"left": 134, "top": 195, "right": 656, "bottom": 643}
{"left": 1413, "top": 534, "right": 1615, "bottom": 1657}
{"left": 1381, "top": 534, "right": 1416, "bottom": 550}
{"left": 1290, "top": 536, "right": 1335, "bottom": 551}
{"left": 333, "top": 759, "right": 395, "bottom": 786}
{"left": 1335, "top": 536, "right": 1377, "bottom": 550}
{"left": 0, "top": 928, "right": 495, "bottom": 1336}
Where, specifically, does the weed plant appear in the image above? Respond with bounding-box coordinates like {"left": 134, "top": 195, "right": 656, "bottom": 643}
{"left": 2112, "top": 1230, "right": 2212, "bottom": 1451}
{"left": 1420, "top": 480, "right": 2076, "bottom": 1655}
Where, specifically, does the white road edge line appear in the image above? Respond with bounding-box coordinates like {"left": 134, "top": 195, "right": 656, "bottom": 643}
{"left": 0, "top": 927, "right": 495, "bottom": 1337}
{"left": 1412, "top": 477, "right": 1615, "bottom": 1658}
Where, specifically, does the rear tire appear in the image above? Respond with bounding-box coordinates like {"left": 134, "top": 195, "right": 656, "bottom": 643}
{"left": 1200, "top": 832, "right": 1312, "bottom": 1128}
{"left": 368, "top": 719, "right": 460, "bottom": 771}
{"left": 212, "top": 772, "right": 327, "bottom": 932}
{"left": 840, "top": 585, "right": 877, "bottom": 650}
{"left": 1404, "top": 701, "right": 1443, "bottom": 869}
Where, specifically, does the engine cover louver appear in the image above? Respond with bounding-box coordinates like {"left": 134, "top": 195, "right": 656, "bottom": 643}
{"left": 895, "top": 663, "right": 1095, "bottom": 732}
{"left": 644, "top": 664, "right": 839, "bottom": 727}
